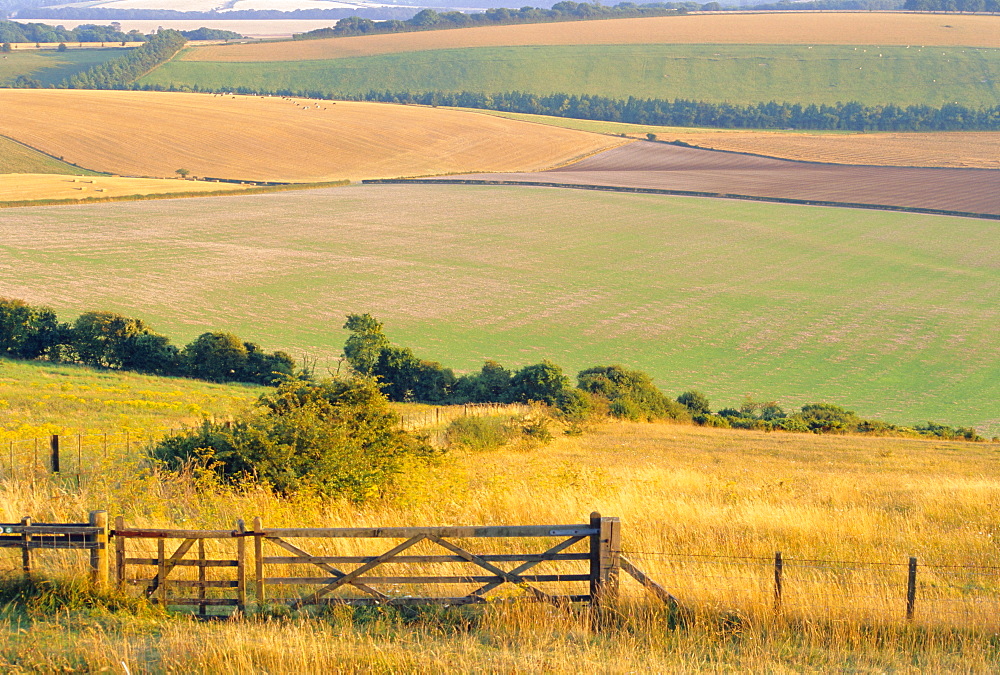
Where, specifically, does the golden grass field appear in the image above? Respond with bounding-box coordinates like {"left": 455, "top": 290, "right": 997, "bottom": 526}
{"left": 182, "top": 13, "right": 1000, "bottom": 63}
{"left": 3, "top": 411, "right": 1000, "bottom": 671}
{"left": 0, "top": 90, "right": 624, "bottom": 182}
{"left": 0, "top": 173, "right": 256, "bottom": 203}
{"left": 461, "top": 110, "right": 1000, "bottom": 169}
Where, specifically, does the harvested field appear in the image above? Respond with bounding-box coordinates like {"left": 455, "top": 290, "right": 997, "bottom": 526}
{"left": 0, "top": 174, "right": 255, "bottom": 204}
{"left": 3, "top": 185, "right": 999, "bottom": 433}
{"left": 447, "top": 141, "right": 1000, "bottom": 216}
{"left": 182, "top": 13, "right": 1000, "bottom": 62}
{"left": 460, "top": 110, "right": 1000, "bottom": 169}
{"left": 0, "top": 90, "right": 624, "bottom": 182}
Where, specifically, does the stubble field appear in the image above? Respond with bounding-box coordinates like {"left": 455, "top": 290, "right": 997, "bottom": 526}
{"left": 0, "top": 90, "right": 624, "bottom": 182}
{"left": 2, "top": 183, "right": 998, "bottom": 434}
{"left": 180, "top": 13, "right": 1000, "bottom": 62}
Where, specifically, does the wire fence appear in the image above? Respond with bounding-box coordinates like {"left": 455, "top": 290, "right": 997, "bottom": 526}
{"left": 621, "top": 549, "right": 1000, "bottom": 629}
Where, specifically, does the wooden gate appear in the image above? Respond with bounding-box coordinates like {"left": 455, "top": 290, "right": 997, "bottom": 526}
{"left": 113, "top": 517, "right": 247, "bottom": 615}
{"left": 251, "top": 513, "right": 618, "bottom": 608}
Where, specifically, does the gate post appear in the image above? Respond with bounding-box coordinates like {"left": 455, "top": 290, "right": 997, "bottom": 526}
{"left": 50, "top": 435, "right": 60, "bottom": 474}
{"left": 89, "top": 510, "right": 109, "bottom": 587}
{"left": 590, "top": 512, "right": 621, "bottom": 628}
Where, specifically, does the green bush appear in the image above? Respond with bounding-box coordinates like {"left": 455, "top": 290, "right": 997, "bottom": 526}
{"left": 579, "top": 365, "right": 689, "bottom": 422}
{"left": 444, "top": 415, "right": 513, "bottom": 452}
{"left": 152, "top": 376, "right": 434, "bottom": 501}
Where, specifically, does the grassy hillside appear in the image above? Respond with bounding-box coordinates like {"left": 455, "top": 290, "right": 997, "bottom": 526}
{"left": 0, "top": 48, "right": 125, "bottom": 87}
{"left": 0, "top": 358, "right": 263, "bottom": 436}
{"left": 0, "top": 90, "right": 622, "bottom": 181}
{"left": 2, "top": 184, "right": 998, "bottom": 434}
{"left": 0, "top": 136, "right": 101, "bottom": 175}
{"left": 2, "top": 419, "right": 999, "bottom": 669}
{"left": 145, "top": 44, "right": 1000, "bottom": 109}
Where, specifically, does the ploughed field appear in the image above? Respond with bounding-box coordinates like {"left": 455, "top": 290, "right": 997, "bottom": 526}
{"left": 3, "top": 184, "right": 999, "bottom": 434}
{"left": 0, "top": 90, "right": 623, "bottom": 182}
{"left": 443, "top": 141, "right": 1000, "bottom": 217}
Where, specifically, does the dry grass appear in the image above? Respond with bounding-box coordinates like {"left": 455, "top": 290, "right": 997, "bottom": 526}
{"left": 0, "top": 173, "right": 257, "bottom": 203}
{"left": 462, "top": 109, "right": 1000, "bottom": 169}
{"left": 2, "top": 419, "right": 1000, "bottom": 670}
{"left": 0, "top": 90, "right": 624, "bottom": 182}
{"left": 183, "top": 13, "right": 1000, "bottom": 63}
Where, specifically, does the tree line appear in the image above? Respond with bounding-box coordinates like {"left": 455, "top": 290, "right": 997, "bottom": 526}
{"left": 294, "top": 2, "right": 706, "bottom": 40}
{"left": 0, "top": 19, "right": 145, "bottom": 44}
{"left": 341, "top": 90, "right": 1000, "bottom": 132}
{"left": 342, "top": 314, "right": 987, "bottom": 441}
{"left": 904, "top": 0, "right": 1000, "bottom": 10}
{"left": 0, "top": 297, "right": 294, "bottom": 385}
{"left": 60, "top": 29, "right": 186, "bottom": 89}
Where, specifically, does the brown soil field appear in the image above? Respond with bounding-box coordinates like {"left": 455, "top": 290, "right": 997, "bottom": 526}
{"left": 449, "top": 141, "right": 1000, "bottom": 216}
{"left": 0, "top": 174, "right": 254, "bottom": 203}
{"left": 642, "top": 131, "right": 1000, "bottom": 169}
{"left": 182, "top": 13, "right": 1000, "bottom": 63}
{"left": 0, "top": 90, "right": 624, "bottom": 182}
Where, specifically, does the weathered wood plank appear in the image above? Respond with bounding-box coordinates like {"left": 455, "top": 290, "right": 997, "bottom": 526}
{"left": 114, "top": 529, "right": 238, "bottom": 539}
{"left": 124, "top": 558, "right": 238, "bottom": 567}
{"left": 262, "top": 525, "right": 596, "bottom": 539}
{"left": 619, "top": 555, "right": 680, "bottom": 607}
{"left": 128, "top": 579, "right": 238, "bottom": 589}
{"left": 162, "top": 598, "right": 240, "bottom": 606}
{"left": 266, "top": 536, "right": 388, "bottom": 601}
{"left": 260, "top": 553, "right": 591, "bottom": 565}
{"left": 427, "top": 535, "right": 553, "bottom": 603}
{"left": 297, "top": 535, "right": 427, "bottom": 607}
{"left": 469, "top": 535, "right": 587, "bottom": 598}
{"left": 303, "top": 594, "right": 592, "bottom": 607}
{"left": 265, "top": 574, "right": 591, "bottom": 585}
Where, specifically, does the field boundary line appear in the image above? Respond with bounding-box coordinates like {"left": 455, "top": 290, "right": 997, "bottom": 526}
{"left": 363, "top": 178, "right": 1000, "bottom": 221}
{"left": 0, "top": 179, "right": 350, "bottom": 210}
{"left": 0, "top": 134, "right": 106, "bottom": 176}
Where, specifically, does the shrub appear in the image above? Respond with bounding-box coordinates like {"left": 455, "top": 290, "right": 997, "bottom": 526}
{"left": 152, "top": 377, "right": 434, "bottom": 500}
{"left": 578, "top": 365, "right": 689, "bottom": 422}
{"left": 678, "top": 390, "right": 711, "bottom": 415}
{"left": 444, "top": 415, "right": 513, "bottom": 452}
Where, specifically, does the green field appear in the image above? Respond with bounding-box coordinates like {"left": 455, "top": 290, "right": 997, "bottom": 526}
{"left": 2, "top": 184, "right": 998, "bottom": 433}
{"left": 0, "top": 136, "right": 100, "bottom": 175}
{"left": 0, "top": 48, "right": 126, "bottom": 87}
{"left": 0, "top": 358, "right": 263, "bottom": 435}
{"left": 143, "top": 44, "right": 1000, "bottom": 108}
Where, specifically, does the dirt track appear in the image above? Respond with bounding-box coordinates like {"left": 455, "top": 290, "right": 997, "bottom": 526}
{"left": 449, "top": 142, "right": 1000, "bottom": 216}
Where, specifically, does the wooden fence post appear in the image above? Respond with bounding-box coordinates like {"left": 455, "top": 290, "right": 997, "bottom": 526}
{"left": 590, "top": 512, "right": 621, "bottom": 628}
{"left": 906, "top": 556, "right": 917, "bottom": 621}
{"left": 236, "top": 519, "right": 247, "bottom": 613}
{"left": 773, "top": 551, "right": 783, "bottom": 613}
{"left": 115, "top": 515, "right": 125, "bottom": 586}
{"left": 89, "top": 510, "right": 109, "bottom": 587}
{"left": 253, "top": 516, "right": 264, "bottom": 605}
{"left": 21, "top": 516, "right": 31, "bottom": 577}
{"left": 50, "top": 435, "right": 60, "bottom": 473}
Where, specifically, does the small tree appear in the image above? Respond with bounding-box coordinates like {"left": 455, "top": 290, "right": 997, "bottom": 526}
{"left": 175, "top": 168, "right": 190, "bottom": 178}
{"left": 1, "top": 43, "right": 11, "bottom": 53}
{"left": 57, "top": 43, "right": 67, "bottom": 52}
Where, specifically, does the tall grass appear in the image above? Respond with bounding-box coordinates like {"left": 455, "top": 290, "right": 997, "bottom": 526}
{"left": 1, "top": 418, "right": 999, "bottom": 670}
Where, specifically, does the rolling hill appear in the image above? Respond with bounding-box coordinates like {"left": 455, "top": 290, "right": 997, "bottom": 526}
{"left": 0, "top": 89, "right": 624, "bottom": 182}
